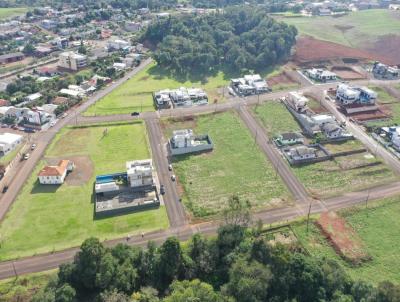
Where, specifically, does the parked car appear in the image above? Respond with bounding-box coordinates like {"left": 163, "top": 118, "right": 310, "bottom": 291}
{"left": 2, "top": 185, "right": 8, "bottom": 193}
{"left": 31, "top": 144, "right": 36, "bottom": 150}
{"left": 131, "top": 112, "right": 140, "bottom": 117}
{"left": 160, "top": 184, "right": 165, "bottom": 195}
{"left": 171, "top": 174, "right": 176, "bottom": 181}
{"left": 168, "top": 164, "right": 173, "bottom": 171}
{"left": 23, "top": 153, "right": 30, "bottom": 160}
{"left": 24, "top": 128, "right": 36, "bottom": 133}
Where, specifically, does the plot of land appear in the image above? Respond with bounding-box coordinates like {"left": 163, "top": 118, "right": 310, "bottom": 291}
{"left": 84, "top": 62, "right": 230, "bottom": 116}
{"left": 0, "top": 122, "right": 169, "bottom": 261}
{"left": 293, "top": 196, "right": 400, "bottom": 284}
{"left": 162, "top": 111, "right": 292, "bottom": 218}
{"left": 268, "top": 72, "right": 300, "bottom": 92}
{"left": 253, "top": 101, "right": 302, "bottom": 136}
{"left": 281, "top": 10, "right": 400, "bottom": 64}
{"left": 0, "top": 7, "right": 28, "bottom": 20}
{"left": 323, "top": 139, "right": 365, "bottom": 154}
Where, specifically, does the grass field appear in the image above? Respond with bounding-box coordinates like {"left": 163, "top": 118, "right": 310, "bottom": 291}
{"left": 280, "top": 10, "right": 400, "bottom": 48}
{"left": 365, "top": 86, "right": 400, "bottom": 127}
{"left": 0, "top": 122, "right": 169, "bottom": 261}
{"left": 293, "top": 196, "right": 400, "bottom": 284}
{"left": 162, "top": 111, "right": 292, "bottom": 218}
{"left": 84, "top": 62, "right": 231, "bottom": 116}
{"left": 0, "top": 7, "right": 28, "bottom": 20}
{"left": 254, "top": 101, "right": 302, "bottom": 136}
{"left": 0, "top": 270, "right": 56, "bottom": 302}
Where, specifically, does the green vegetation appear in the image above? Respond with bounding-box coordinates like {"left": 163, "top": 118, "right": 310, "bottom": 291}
{"left": 253, "top": 101, "right": 301, "bottom": 136}
{"left": 0, "top": 271, "right": 56, "bottom": 302}
{"left": 293, "top": 196, "right": 400, "bottom": 284}
{"left": 143, "top": 6, "right": 297, "bottom": 76}
{"left": 0, "top": 142, "right": 23, "bottom": 165}
{"left": 365, "top": 86, "right": 400, "bottom": 127}
{"left": 84, "top": 61, "right": 230, "bottom": 116}
{"left": 280, "top": 9, "right": 400, "bottom": 48}
{"left": 270, "top": 81, "right": 300, "bottom": 92}
{"left": 323, "top": 139, "right": 365, "bottom": 154}
{"left": 0, "top": 7, "right": 28, "bottom": 20}
{"left": 162, "top": 111, "right": 291, "bottom": 218}
{"left": 0, "top": 122, "right": 169, "bottom": 260}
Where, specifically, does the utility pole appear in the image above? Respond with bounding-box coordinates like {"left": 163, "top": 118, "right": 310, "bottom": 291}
{"left": 253, "top": 129, "right": 258, "bottom": 147}
{"left": 365, "top": 188, "right": 370, "bottom": 215}
{"left": 306, "top": 202, "right": 312, "bottom": 233}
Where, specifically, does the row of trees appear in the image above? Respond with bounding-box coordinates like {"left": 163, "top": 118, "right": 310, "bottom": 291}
{"left": 32, "top": 196, "right": 400, "bottom": 302}
{"left": 142, "top": 7, "right": 297, "bottom": 77}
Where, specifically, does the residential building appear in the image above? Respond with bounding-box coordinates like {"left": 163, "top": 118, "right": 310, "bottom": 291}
{"left": 107, "top": 39, "right": 130, "bottom": 51}
{"left": 336, "top": 84, "right": 377, "bottom": 105}
{"left": 59, "top": 88, "right": 85, "bottom": 99}
{"left": 113, "top": 62, "right": 127, "bottom": 70}
{"left": 16, "top": 92, "right": 43, "bottom": 107}
{"left": 0, "top": 52, "right": 24, "bottom": 64}
{"left": 321, "top": 122, "right": 352, "bottom": 139}
{"left": 305, "top": 68, "right": 337, "bottom": 82}
{"left": 126, "top": 159, "right": 155, "bottom": 188}
{"left": 289, "top": 145, "right": 317, "bottom": 161}
{"left": 38, "top": 160, "right": 74, "bottom": 184}
{"left": 274, "top": 132, "right": 304, "bottom": 146}
{"left": 310, "top": 114, "right": 336, "bottom": 126}
{"left": 58, "top": 51, "right": 87, "bottom": 71}
{"left": 231, "top": 74, "right": 270, "bottom": 95}
{"left": 0, "top": 132, "right": 22, "bottom": 155}
{"left": 0, "top": 99, "right": 10, "bottom": 106}
{"left": 41, "top": 19, "right": 58, "bottom": 30}
{"left": 125, "top": 21, "right": 141, "bottom": 32}
{"left": 22, "top": 108, "right": 54, "bottom": 126}
{"left": 372, "top": 62, "right": 399, "bottom": 79}
{"left": 169, "top": 129, "right": 214, "bottom": 155}
{"left": 287, "top": 91, "right": 309, "bottom": 113}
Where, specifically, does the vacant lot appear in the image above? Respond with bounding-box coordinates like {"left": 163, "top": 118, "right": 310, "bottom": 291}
{"left": 0, "top": 122, "right": 169, "bottom": 260}
{"left": 365, "top": 86, "right": 400, "bottom": 127}
{"left": 281, "top": 10, "right": 400, "bottom": 49}
{"left": 162, "top": 111, "right": 291, "bottom": 218}
{"left": 293, "top": 196, "right": 400, "bottom": 284}
{"left": 0, "top": 7, "right": 28, "bottom": 19}
{"left": 84, "top": 62, "right": 230, "bottom": 116}
{"left": 254, "top": 101, "right": 301, "bottom": 136}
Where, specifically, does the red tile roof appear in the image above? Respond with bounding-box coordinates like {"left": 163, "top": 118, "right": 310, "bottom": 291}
{"left": 38, "top": 160, "right": 70, "bottom": 177}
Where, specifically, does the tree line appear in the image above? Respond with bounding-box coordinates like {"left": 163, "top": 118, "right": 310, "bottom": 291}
{"left": 32, "top": 196, "right": 400, "bottom": 302}
{"left": 141, "top": 7, "right": 297, "bottom": 77}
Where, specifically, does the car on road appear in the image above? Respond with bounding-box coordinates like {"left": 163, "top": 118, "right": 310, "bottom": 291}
{"left": 168, "top": 164, "right": 173, "bottom": 171}
{"left": 24, "top": 128, "right": 36, "bottom": 133}
{"left": 31, "top": 144, "right": 36, "bottom": 150}
{"left": 171, "top": 174, "right": 176, "bottom": 181}
{"left": 2, "top": 185, "right": 8, "bottom": 193}
{"left": 23, "top": 153, "right": 30, "bottom": 160}
{"left": 131, "top": 112, "right": 140, "bottom": 117}
{"left": 160, "top": 184, "right": 165, "bottom": 195}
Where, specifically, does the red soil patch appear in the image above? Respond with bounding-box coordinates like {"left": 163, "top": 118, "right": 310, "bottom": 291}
{"left": 331, "top": 66, "right": 366, "bottom": 80}
{"left": 268, "top": 72, "right": 296, "bottom": 86}
{"left": 293, "top": 36, "right": 381, "bottom": 64}
{"left": 316, "top": 212, "right": 371, "bottom": 264}
{"left": 364, "top": 34, "right": 400, "bottom": 65}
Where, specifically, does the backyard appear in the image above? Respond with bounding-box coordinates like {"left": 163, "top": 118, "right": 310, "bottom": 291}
{"left": 280, "top": 9, "right": 400, "bottom": 48}
{"left": 0, "top": 121, "right": 169, "bottom": 261}
{"left": 293, "top": 196, "right": 400, "bottom": 284}
{"left": 161, "top": 111, "right": 292, "bottom": 218}
{"left": 84, "top": 62, "right": 231, "bottom": 116}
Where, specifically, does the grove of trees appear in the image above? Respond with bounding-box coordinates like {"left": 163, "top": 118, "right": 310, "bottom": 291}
{"left": 142, "top": 7, "right": 297, "bottom": 77}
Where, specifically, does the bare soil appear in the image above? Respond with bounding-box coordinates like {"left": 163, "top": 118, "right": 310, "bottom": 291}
{"left": 44, "top": 155, "right": 94, "bottom": 186}
{"left": 332, "top": 66, "right": 366, "bottom": 80}
{"left": 268, "top": 72, "right": 296, "bottom": 86}
{"left": 293, "top": 36, "right": 382, "bottom": 64}
{"left": 316, "top": 212, "right": 371, "bottom": 264}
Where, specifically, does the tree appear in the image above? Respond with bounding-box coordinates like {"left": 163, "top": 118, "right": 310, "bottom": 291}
{"left": 223, "top": 195, "right": 252, "bottom": 227}
{"left": 132, "top": 287, "right": 160, "bottom": 302}
{"left": 100, "top": 289, "right": 131, "bottom": 302}
{"left": 164, "top": 279, "right": 224, "bottom": 302}
{"left": 78, "top": 41, "right": 87, "bottom": 55}
{"left": 23, "top": 43, "right": 36, "bottom": 56}
{"left": 157, "top": 237, "right": 184, "bottom": 290}
{"left": 55, "top": 284, "right": 76, "bottom": 302}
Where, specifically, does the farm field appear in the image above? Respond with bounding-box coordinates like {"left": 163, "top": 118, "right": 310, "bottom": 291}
{"left": 0, "top": 122, "right": 169, "bottom": 261}
{"left": 280, "top": 10, "right": 400, "bottom": 48}
{"left": 253, "top": 101, "right": 302, "bottom": 136}
{"left": 0, "top": 7, "right": 28, "bottom": 19}
{"left": 293, "top": 196, "right": 400, "bottom": 284}
{"left": 161, "top": 111, "right": 292, "bottom": 218}
{"left": 84, "top": 62, "right": 230, "bottom": 116}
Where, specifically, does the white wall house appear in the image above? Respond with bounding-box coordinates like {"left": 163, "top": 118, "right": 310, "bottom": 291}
{"left": 126, "top": 159, "right": 154, "bottom": 188}
{"left": 289, "top": 146, "right": 317, "bottom": 161}
{"left": 58, "top": 52, "right": 87, "bottom": 71}
{"left": 38, "top": 160, "right": 74, "bottom": 185}
{"left": 0, "top": 132, "right": 23, "bottom": 155}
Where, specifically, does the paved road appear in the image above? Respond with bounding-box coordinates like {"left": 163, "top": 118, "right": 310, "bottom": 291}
{"left": 237, "top": 105, "right": 310, "bottom": 202}
{"left": 0, "top": 58, "right": 153, "bottom": 222}
{"left": 2, "top": 179, "right": 400, "bottom": 280}
{"left": 146, "top": 119, "right": 187, "bottom": 227}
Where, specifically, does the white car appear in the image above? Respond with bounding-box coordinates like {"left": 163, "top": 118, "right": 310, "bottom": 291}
{"left": 31, "top": 144, "right": 36, "bottom": 150}
{"left": 23, "top": 153, "right": 30, "bottom": 160}
{"left": 171, "top": 174, "right": 176, "bottom": 181}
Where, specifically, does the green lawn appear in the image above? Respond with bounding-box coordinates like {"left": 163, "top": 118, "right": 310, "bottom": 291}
{"left": 254, "top": 101, "right": 302, "bottom": 136}
{"left": 0, "top": 142, "right": 23, "bottom": 165}
{"left": 84, "top": 62, "right": 231, "bottom": 116}
{"left": 0, "top": 7, "right": 28, "bottom": 20}
{"left": 162, "top": 111, "right": 292, "bottom": 218}
{"left": 0, "top": 122, "right": 169, "bottom": 260}
{"left": 293, "top": 196, "right": 400, "bottom": 284}
{"left": 280, "top": 9, "right": 400, "bottom": 48}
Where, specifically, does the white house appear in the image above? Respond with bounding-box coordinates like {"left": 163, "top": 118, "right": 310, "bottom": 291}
{"left": 126, "top": 159, "right": 154, "bottom": 188}
{"left": 38, "top": 160, "right": 74, "bottom": 185}
{"left": 289, "top": 145, "right": 317, "bottom": 161}
{"left": 287, "top": 91, "right": 309, "bottom": 113}
{"left": 321, "top": 122, "right": 349, "bottom": 139}
{"left": 311, "top": 114, "right": 335, "bottom": 126}
{"left": 107, "top": 39, "right": 130, "bottom": 51}
{"left": 58, "top": 52, "right": 87, "bottom": 71}
{"left": 0, "top": 132, "right": 23, "bottom": 155}
{"left": 125, "top": 21, "right": 141, "bottom": 32}
{"left": 336, "top": 84, "right": 377, "bottom": 105}
{"left": 305, "top": 68, "right": 337, "bottom": 82}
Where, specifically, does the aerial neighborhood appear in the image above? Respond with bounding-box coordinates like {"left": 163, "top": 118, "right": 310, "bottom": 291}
{"left": 0, "top": 0, "right": 400, "bottom": 301}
